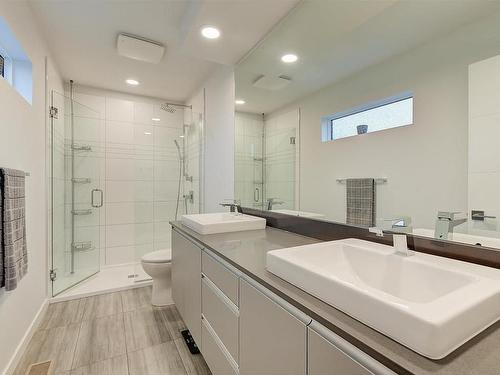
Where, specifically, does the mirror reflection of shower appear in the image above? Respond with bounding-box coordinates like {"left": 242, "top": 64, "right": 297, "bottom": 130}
{"left": 161, "top": 102, "right": 193, "bottom": 220}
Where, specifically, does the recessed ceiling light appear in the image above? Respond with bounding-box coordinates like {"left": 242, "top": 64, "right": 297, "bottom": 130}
{"left": 126, "top": 79, "right": 139, "bottom": 86}
{"left": 281, "top": 54, "right": 298, "bottom": 63}
{"left": 201, "top": 26, "right": 221, "bottom": 39}
{"left": 152, "top": 117, "right": 160, "bottom": 122}
{"left": 235, "top": 99, "right": 246, "bottom": 105}
{"left": 179, "top": 135, "right": 185, "bottom": 138}
{"left": 144, "top": 131, "right": 152, "bottom": 135}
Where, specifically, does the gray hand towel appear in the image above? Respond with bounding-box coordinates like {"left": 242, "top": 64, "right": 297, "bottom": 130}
{"left": 1, "top": 168, "right": 28, "bottom": 291}
{"left": 346, "top": 178, "right": 376, "bottom": 228}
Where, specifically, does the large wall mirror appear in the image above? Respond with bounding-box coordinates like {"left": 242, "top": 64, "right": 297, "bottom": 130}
{"left": 234, "top": 0, "right": 500, "bottom": 249}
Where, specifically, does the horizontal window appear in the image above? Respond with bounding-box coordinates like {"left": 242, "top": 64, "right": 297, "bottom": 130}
{"left": 321, "top": 92, "right": 413, "bottom": 142}
{"left": 0, "top": 17, "right": 32, "bottom": 104}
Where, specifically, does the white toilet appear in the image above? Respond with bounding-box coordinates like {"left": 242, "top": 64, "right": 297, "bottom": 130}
{"left": 141, "top": 249, "right": 172, "bottom": 306}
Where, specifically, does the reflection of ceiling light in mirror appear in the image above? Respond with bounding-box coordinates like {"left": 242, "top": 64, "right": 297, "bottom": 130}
{"left": 144, "top": 131, "right": 152, "bottom": 135}
{"left": 152, "top": 118, "right": 160, "bottom": 122}
{"left": 281, "top": 54, "right": 298, "bottom": 63}
{"left": 235, "top": 99, "right": 246, "bottom": 105}
{"left": 179, "top": 135, "right": 185, "bottom": 138}
{"left": 126, "top": 79, "right": 139, "bottom": 85}
{"left": 201, "top": 26, "right": 221, "bottom": 39}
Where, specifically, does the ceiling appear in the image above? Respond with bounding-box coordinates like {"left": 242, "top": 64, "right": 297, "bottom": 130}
{"left": 236, "top": 0, "right": 500, "bottom": 114}
{"left": 29, "top": 0, "right": 299, "bottom": 102}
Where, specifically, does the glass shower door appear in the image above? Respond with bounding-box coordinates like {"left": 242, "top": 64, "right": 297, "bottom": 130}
{"left": 51, "top": 90, "right": 102, "bottom": 296}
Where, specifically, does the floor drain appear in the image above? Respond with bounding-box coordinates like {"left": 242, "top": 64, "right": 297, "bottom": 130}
{"left": 26, "top": 360, "right": 52, "bottom": 375}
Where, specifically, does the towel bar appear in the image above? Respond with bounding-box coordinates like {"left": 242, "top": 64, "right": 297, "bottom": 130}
{"left": 336, "top": 178, "right": 387, "bottom": 184}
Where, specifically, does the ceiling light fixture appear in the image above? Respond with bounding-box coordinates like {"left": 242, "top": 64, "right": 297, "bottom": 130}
{"left": 144, "top": 131, "right": 152, "bottom": 135}
{"left": 201, "top": 26, "right": 221, "bottom": 39}
{"left": 235, "top": 99, "right": 246, "bottom": 105}
{"left": 281, "top": 54, "right": 298, "bottom": 63}
{"left": 126, "top": 79, "right": 139, "bottom": 86}
{"left": 152, "top": 117, "right": 160, "bottom": 122}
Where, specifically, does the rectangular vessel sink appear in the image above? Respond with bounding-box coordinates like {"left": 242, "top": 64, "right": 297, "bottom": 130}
{"left": 413, "top": 228, "right": 500, "bottom": 250}
{"left": 182, "top": 212, "right": 266, "bottom": 235}
{"left": 266, "top": 238, "right": 500, "bottom": 359}
{"left": 272, "top": 209, "right": 325, "bottom": 218}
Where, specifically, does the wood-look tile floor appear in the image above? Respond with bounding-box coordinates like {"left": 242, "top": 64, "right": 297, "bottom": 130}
{"left": 14, "top": 287, "right": 212, "bottom": 375}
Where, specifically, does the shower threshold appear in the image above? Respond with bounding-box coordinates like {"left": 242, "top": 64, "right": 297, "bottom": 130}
{"left": 52, "top": 263, "right": 152, "bottom": 302}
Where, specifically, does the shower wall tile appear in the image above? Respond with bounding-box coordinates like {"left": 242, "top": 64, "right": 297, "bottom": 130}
{"left": 74, "top": 92, "right": 106, "bottom": 119}
{"left": 106, "top": 98, "right": 134, "bottom": 122}
{"left": 106, "top": 121, "right": 135, "bottom": 144}
{"left": 73, "top": 90, "right": 192, "bottom": 268}
{"left": 106, "top": 202, "right": 154, "bottom": 225}
{"left": 105, "top": 181, "right": 154, "bottom": 203}
{"left": 105, "top": 158, "right": 154, "bottom": 181}
{"left": 105, "top": 223, "right": 154, "bottom": 248}
{"left": 153, "top": 201, "right": 178, "bottom": 222}
{"left": 134, "top": 102, "right": 154, "bottom": 124}
{"left": 153, "top": 181, "right": 179, "bottom": 201}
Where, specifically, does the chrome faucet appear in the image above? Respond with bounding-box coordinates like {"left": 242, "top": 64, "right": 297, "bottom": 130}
{"left": 382, "top": 216, "right": 412, "bottom": 233}
{"left": 434, "top": 211, "right": 467, "bottom": 240}
{"left": 220, "top": 199, "right": 243, "bottom": 214}
{"left": 266, "top": 198, "right": 284, "bottom": 210}
{"left": 368, "top": 227, "right": 414, "bottom": 256}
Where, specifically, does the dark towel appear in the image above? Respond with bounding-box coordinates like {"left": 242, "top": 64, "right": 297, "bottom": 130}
{"left": 346, "top": 178, "right": 376, "bottom": 227}
{"left": 1, "top": 168, "right": 28, "bottom": 291}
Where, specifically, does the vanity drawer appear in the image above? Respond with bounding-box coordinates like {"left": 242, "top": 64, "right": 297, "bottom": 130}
{"left": 202, "top": 317, "right": 239, "bottom": 375}
{"left": 202, "top": 251, "right": 239, "bottom": 305}
{"left": 202, "top": 275, "right": 239, "bottom": 363}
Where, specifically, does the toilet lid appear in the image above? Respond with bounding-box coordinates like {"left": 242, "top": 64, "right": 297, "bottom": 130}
{"left": 141, "top": 249, "right": 172, "bottom": 263}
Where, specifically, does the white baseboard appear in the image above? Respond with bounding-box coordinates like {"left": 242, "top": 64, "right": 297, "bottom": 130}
{"left": 2, "top": 299, "right": 49, "bottom": 375}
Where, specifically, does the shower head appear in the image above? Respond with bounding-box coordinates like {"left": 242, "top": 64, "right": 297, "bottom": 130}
{"left": 161, "top": 103, "right": 176, "bottom": 113}
{"left": 160, "top": 102, "right": 193, "bottom": 113}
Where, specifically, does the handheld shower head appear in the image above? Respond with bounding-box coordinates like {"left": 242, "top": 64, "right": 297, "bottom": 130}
{"left": 174, "top": 139, "right": 182, "bottom": 160}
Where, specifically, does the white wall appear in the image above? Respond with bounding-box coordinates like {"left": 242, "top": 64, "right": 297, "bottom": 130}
{"left": 0, "top": 1, "right": 63, "bottom": 373}
{"left": 271, "top": 11, "right": 500, "bottom": 229}
{"left": 188, "top": 65, "right": 235, "bottom": 213}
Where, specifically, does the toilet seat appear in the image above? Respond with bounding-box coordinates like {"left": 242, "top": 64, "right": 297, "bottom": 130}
{"left": 141, "top": 249, "right": 172, "bottom": 264}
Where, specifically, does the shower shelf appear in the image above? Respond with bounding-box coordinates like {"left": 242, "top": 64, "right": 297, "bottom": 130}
{"left": 72, "top": 209, "right": 92, "bottom": 216}
{"left": 72, "top": 177, "right": 91, "bottom": 184}
{"left": 71, "top": 144, "right": 92, "bottom": 151}
{"left": 72, "top": 241, "right": 93, "bottom": 252}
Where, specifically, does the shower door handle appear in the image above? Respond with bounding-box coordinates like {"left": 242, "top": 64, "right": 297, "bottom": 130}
{"left": 91, "top": 189, "right": 104, "bottom": 208}
{"left": 254, "top": 187, "right": 260, "bottom": 202}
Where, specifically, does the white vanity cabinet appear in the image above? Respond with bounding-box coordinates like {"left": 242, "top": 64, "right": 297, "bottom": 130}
{"left": 171, "top": 229, "right": 203, "bottom": 347}
{"left": 307, "top": 322, "right": 395, "bottom": 375}
{"left": 171, "top": 228, "right": 396, "bottom": 375}
{"left": 239, "top": 278, "right": 307, "bottom": 375}
{"left": 308, "top": 328, "right": 373, "bottom": 375}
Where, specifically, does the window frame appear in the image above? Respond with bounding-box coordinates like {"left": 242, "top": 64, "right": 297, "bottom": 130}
{"left": 320, "top": 91, "right": 413, "bottom": 142}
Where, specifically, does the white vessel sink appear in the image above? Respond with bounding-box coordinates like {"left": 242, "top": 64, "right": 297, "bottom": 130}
{"left": 182, "top": 212, "right": 266, "bottom": 235}
{"left": 413, "top": 228, "right": 500, "bottom": 250}
{"left": 272, "top": 209, "right": 325, "bottom": 218}
{"left": 266, "top": 238, "right": 500, "bottom": 359}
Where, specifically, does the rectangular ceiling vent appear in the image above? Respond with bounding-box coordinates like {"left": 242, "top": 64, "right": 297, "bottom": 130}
{"left": 252, "top": 75, "right": 292, "bottom": 91}
{"left": 117, "top": 33, "right": 165, "bottom": 64}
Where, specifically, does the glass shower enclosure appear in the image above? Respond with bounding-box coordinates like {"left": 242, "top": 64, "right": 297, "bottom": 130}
{"left": 50, "top": 90, "right": 102, "bottom": 296}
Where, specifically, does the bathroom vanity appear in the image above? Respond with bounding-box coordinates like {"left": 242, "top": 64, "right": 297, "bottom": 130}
{"left": 170, "top": 222, "right": 500, "bottom": 375}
